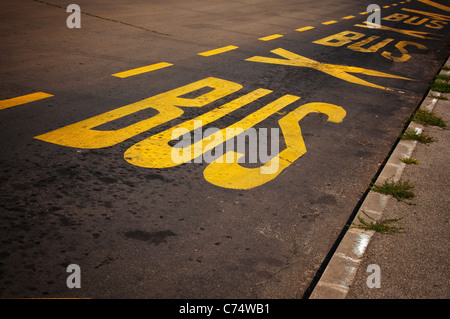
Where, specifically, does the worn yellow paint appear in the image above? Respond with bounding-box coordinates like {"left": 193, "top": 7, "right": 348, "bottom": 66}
{"left": 355, "top": 22, "right": 441, "bottom": 39}
{"left": 246, "top": 48, "right": 413, "bottom": 90}
{"left": 112, "top": 62, "right": 173, "bottom": 78}
{"left": 342, "top": 15, "right": 355, "bottom": 19}
{"left": 34, "top": 77, "right": 241, "bottom": 149}
{"left": 314, "top": 30, "right": 365, "bottom": 47}
{"left": 0, "top": 92, "right": 53, "bottom": 110}
{"left": 383, "top": 6, "right": 391, "bottom": 8}
{"left": 259, "top": 34, "right": 284, "bottom": 41}
{"left": 359, "top": 11, "right": 369, "bottom": 15}
{"left": 295, "top": 26, "right": 315, "bottom": 32}
{"left": 322, "top": 20, "right": 338, "bottom": 25}
{"left": 347, "top": 36, "right": 395, "bottom": 53}
{"left": 124, "top": 92, "right": 300, "bottom": 168}
{"left": 198, "top": 45, "right": 239, "bottom": 56}
{"left": 381, "top": 41, "right": 428, "bottom": 62}
{"left": 203, "top": 103, "right": 346, "bottom": 189}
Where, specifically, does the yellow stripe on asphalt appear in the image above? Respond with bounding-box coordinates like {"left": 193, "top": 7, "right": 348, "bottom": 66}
{"left": 0, "top": 92, "right": 53, "bottom": 110}
{"left": 341, "top": 15, "right": 355, "bottom": 19}
{"left": 198, "top": 45, "right": 239, "bottom": 57}
{"left": 295, "top": 26, "right": 315, "bottom": 32}
{"left": 322, "top": 20, "right": 338, "bottom": 25}
{"left": 258, "top": 34, "right": 284, "bottom": 41}
{"left": 112, "top": 62, "right": 173, "bottom": 78}
{"left": 417, "top": 0, "right": 450, "bottom": 11}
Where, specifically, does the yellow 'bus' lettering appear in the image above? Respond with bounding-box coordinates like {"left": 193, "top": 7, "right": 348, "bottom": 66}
{"left": 34, "top": 77, "right": 242, "bottom": 148}
{"left": 203, "top": 103, "right": 346, "bottom": 189}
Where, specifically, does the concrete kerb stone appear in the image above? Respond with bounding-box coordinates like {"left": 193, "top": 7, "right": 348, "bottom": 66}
{"left": 309, "top": 60, "right": 448, "bottom": 299}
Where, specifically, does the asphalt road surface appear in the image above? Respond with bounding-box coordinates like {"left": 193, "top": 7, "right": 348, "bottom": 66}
{"left": 0, "top": 0, "right": 449, "bottom": 299}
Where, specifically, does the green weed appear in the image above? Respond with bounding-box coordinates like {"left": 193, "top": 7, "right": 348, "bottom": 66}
{"left": 371, "top": 178, "right": 415, "bottom": 201}
{"left": 401, "top": 128, "right": 436, "bottom": 144}
{"left": 412, "top": 109, "right": 446, "bottom": 128}
{"left": 354, "top": 211, "right": 404, "bottom": 234}
{"left": 400, "top": 157, "right": 419, "bottom": 165}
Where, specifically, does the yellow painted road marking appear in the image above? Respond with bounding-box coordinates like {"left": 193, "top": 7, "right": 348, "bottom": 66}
{"left": 342, "top": 15, "right": 355, "bottom": 19}
{"left": 124, "top": 91, "right": 301, "bottom": 168}
{"left": 112, "top": 62, "right": 173, "bottom": 78}
{"left": 198, "top": 45, "right": 238, "bottom": 56}
{"left": 402, "top": 8, "right": 450, "bottom": 21}
{"left": 418, "top": 0, "right": 450, "bottom": 11}
{"left": 359, "top": 12, "right": 369, "bottom": 15}
{"left": 203, "top": 103, "right": 346, "bottom": 189}
{"left": 355, "top": 22, "right": 441, "bottom": 39}
{"left": 348, "top": 36, "right": 395, "bottom": 53}
{"left": 0, "top": 92, "right": 53, "bottom": 110}
{"left": 322, "top": 20, "right": 338, "bottom": 25}
{"left": 246, "top": 48, "right": 413, "bottom": 90}
{"left": 383, "top": 5, "right": 391, "bottom": 8}
{"left": 295, "top": 26, "right": 315, "bottom": 32}
{"left": 35, "top": 77, "right": 241, "bottom": 149}
{"left": 259, "top": 34, "right": 284, "bottom": 41}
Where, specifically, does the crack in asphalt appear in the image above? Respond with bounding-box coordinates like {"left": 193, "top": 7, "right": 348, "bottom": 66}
{"left": 31, "top": 0, "right": 173, "bottom": 36}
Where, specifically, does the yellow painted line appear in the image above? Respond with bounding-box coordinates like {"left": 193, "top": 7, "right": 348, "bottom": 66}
{"left": 258, "top": 34, "right": 284, "bottom": 41}
{"left": 355, "top": 22, "right": 440, "bottom": 39}
{"left": 342, "top": 15, "right": 355, "bottom": 19}
{"left": 418, "top": 0, "right": 450, "bottom": 11}
{"left": 383, "top": 6, "right": 391, "bottom": 8}
{"left": 0, "top": 92, "right": 53, "bottom": 110}
{"left": 359, "top": 11, "right": 369, "bottom": 15}
{"left": 112, "top": 62, "right": 173, "bottom": 78}
{"left": 198, "top": 45, "right": 238, "bottom": 57}
{"left": 402, "top": 8, "right": 450, "bottom": 21}
{"left": 322, "top": 20, "right": 338, "bottom": 25}
{"left": 392, "top": 3, "right": 398, "bottom": 6}
{"left": 295, "top": 26, "right": 315, "bottom": 32}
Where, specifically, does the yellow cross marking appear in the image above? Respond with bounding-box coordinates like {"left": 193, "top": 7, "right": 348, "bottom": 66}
{"left": 245, "top": 48, "right": 414, "bottom": 90}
